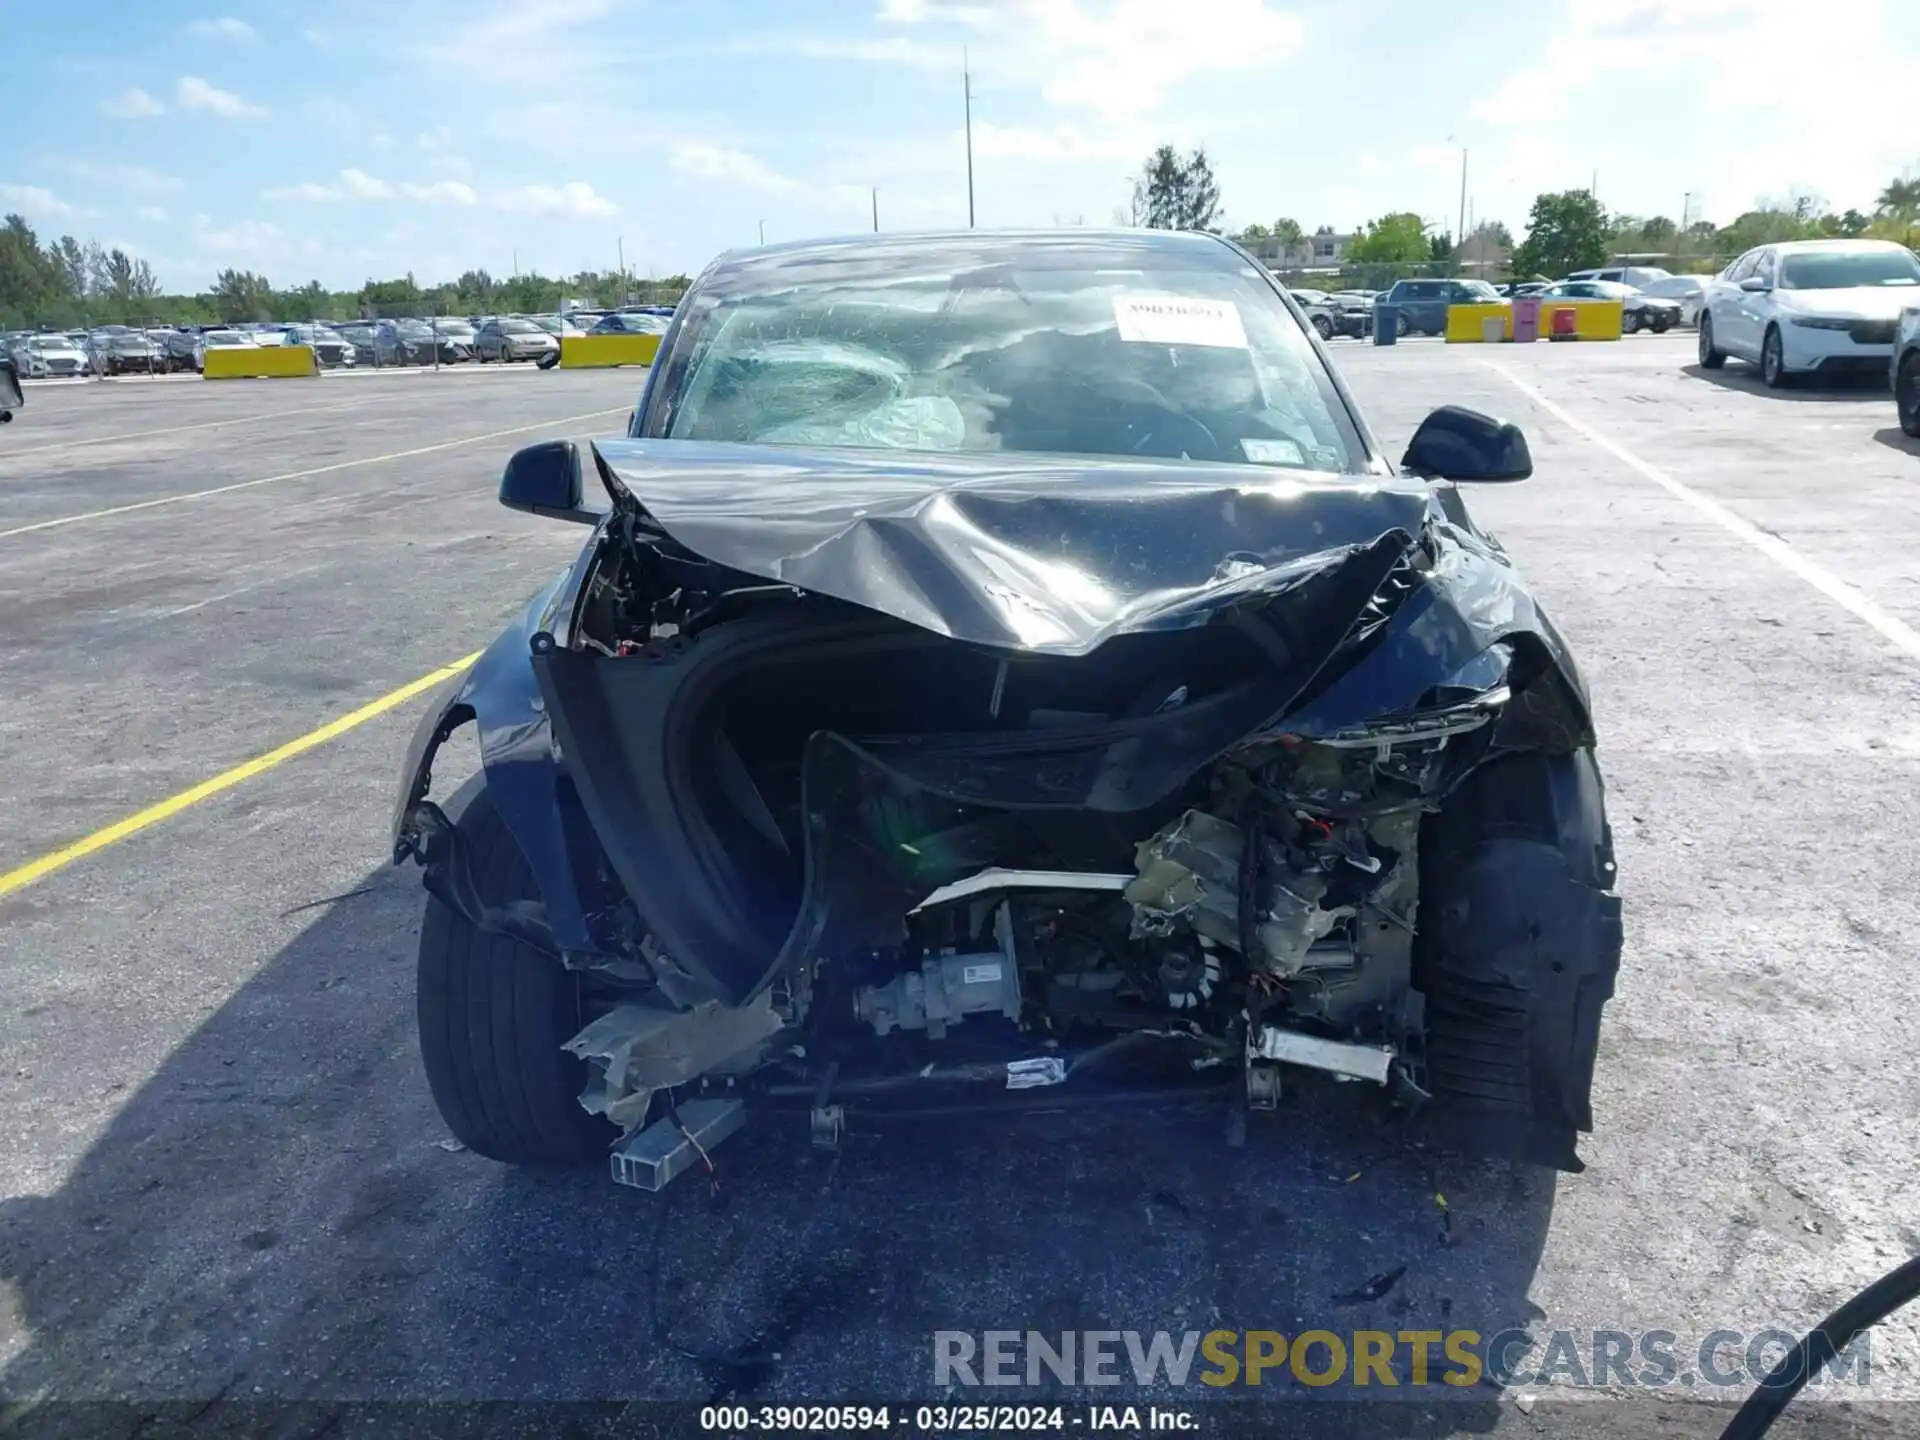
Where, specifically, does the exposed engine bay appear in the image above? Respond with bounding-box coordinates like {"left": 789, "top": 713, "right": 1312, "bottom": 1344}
{"left": 395, "top": 438, "right": 1620, "bottom": 1188}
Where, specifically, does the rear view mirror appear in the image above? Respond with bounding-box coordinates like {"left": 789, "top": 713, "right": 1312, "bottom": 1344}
{"left": 499, "top": 439, "right": 597, "bottom": 523}
{"left": 1401, "top": 405, "right": 1532, "bottom": 483}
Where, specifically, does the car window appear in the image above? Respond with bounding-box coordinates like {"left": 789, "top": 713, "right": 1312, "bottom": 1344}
{"left": 658, "top": 256, "right": 1365, "bottom": 473}
{"left": 1754, "top": 252, "right": 1778, "bottom": 287}
{"left": 1724, "top": 251, "right": 1758, "bottom": 283}
{"left": 1778, "top": 248, "right": 1920, "bottom": 289}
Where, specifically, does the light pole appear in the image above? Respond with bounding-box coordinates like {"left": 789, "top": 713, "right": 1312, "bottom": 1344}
{"left": 963, "top": 47, "right": 975, "bottom": 227}
{"left": 1456, "top": 147, "right": 1467, "bottom": 250}
{"left": 872, "top": 188, "right": 879, "bottom": 233}
{"left": 758, "top": 219, "right": 765, "bottom": 246}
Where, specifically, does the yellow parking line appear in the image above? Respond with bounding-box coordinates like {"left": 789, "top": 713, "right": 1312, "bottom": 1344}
{"left": 0, "top": 650, "right": 483, "bottom": 901}
{"left": 0, "top": 406, "right": 628, "bottom": 540}
{"left": 0, "top": 401, "right": 362, "bottom": 460}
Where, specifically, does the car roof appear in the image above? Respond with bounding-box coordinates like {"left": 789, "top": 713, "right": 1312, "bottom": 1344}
{"left": 1761, "top": 238, "right": 1911, "bottom": 254}
{"left": 701, "top": 226, "right": 1242, "bottom": 292}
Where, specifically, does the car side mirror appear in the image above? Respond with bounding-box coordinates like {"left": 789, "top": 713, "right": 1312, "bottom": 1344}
{"left": 1739, "top": 275, "right": 1771, "bottom": 292}
{"left": 499, "top": 439, "right": 598, "bottom": 524}
{"left": 1401, "top": 405, "right": 1532, "bottom": 483}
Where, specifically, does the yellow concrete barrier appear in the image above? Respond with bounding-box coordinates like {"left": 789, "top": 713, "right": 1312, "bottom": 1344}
{"left": 1443, "top": 300, "right": 1625, "bottom": 343}
{"left": 559, "top": 333, "right": 660, "bottom": 369}
{"left": 203, "top": 344, "right": 318, "bottom": 378}
{"left": 1445, "top": 303, "right": 1511, "bottom": 342}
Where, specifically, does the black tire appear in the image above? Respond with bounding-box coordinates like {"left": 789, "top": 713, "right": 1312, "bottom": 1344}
{"left": 1396, "top": 311, "right": 1411, "bottom": 337}
{"left": 1760, "top": 325, "right": 1790, "bottom": 388}
{"left": 1697, "top": 313, "right": 1725, "bottom": 369}
{"left": 416, "top": 788, "right": 617, "bottom": 1166}
{"left": 1650, "top": 315, "right": 1672, "bottom": 334}
{"left": 1312, "top": 314, "right": 1334, "bottom": 341}
{"left": 1623, "top": 310, "right": 1642, "bottom": 335}
{"left": 1413, "top": 748, "right": 1622, "bottom": 1173}
{"left": 1899, "top": 354, "right": 1920, "bottom": 439}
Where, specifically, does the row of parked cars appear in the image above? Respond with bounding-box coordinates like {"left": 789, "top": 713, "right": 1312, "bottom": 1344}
{"left": 1288, "top": 269, "right": 1702, "bottom": 342}
{"left": 0, "top": 306, "right": 676, "bottom": 378}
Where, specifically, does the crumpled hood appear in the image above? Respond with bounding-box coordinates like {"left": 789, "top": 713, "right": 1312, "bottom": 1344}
{"left": 589, "top": 438, "right": 1435, "bottom": 656}
{"left": 1777, "top": 285, "right": 1920, "bottom": 320}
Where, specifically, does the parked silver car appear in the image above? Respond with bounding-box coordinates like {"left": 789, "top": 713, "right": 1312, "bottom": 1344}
{"left": 475, "top": 317, "right": 560, "bottom": 362}
{"left": 9, "top": 334, "right": 93, "bottom": 378}
{"left": 281, "top": 324, "right": 357, "bottom": 368}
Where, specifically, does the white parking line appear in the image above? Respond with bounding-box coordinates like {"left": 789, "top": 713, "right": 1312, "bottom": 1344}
{"left": 1, "top": 402, "right": 362, "bottom": 460}
{"left": 1481, "top": 357, "right": 1920, "bottom": 666}
{"left": 0, "top": 406, "right": 628, "bottom": 541}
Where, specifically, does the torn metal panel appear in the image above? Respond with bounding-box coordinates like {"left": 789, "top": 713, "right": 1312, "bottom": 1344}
{"left": 565, "top": 993, "right": 783, "bottom": 1132}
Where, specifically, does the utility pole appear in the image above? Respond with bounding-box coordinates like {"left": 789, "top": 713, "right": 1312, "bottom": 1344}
{"left": 617, "top": 236, "right": 625, "bottom": 302}
{"left": 758, "top": 219, "right": 766, "bottom": 246}
{"left": 964, "top": 47, "right": 976, "bottom": 228}
{"left": 872, "top": 187, "right": 879, "bottom": 233}
{"left": 1457, "top": 148, "right": 1467, "bottom": 251}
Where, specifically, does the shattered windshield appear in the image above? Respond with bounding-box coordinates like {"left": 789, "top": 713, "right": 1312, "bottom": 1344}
{"left": 657, "top": 247, "right": 1365, "bottom": 473}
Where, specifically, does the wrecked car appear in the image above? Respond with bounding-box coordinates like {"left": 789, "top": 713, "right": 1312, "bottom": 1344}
{"left": 393, "top": 229, "right": 1622, "bottom": 1189}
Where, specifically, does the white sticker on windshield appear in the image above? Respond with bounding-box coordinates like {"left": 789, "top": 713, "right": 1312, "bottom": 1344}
{"left": 1241, "top": 437, "right": 1303, "bottom": 466}
{"left": 1113, "top": 294, "right": 1249, "bottom": 349}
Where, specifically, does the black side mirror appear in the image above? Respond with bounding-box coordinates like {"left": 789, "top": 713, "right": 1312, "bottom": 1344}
{"left": 499, "top": 439, "right": 597, "bottom": 523}
{"left": 1400, "top": 405, "right": 1532, "bottom": 483}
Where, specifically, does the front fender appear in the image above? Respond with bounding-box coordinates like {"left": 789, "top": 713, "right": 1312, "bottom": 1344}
{"left": 390, "top": 564, "right": 597, "bottom": 954}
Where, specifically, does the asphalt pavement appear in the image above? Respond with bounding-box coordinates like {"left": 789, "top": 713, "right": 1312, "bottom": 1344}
{"left": 1, "top": 344, "right": 1917, "bottom": 1437}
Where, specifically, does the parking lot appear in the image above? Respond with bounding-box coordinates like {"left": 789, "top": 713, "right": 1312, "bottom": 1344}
{"left": 2, "top": 344, "right": 1918, "bottom": 1435}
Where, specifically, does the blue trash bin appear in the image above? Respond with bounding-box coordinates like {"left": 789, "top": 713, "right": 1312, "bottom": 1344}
{"left": 1373, "top": 304, "right": 1399, "bottom": 346}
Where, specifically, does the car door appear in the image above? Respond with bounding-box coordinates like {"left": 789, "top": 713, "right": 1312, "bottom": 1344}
{"left": 1706, "top": 251, "right": 1757, "bottom": 356}
{"left": 1737, "top": 250, "right": 1781, "bottom": 357}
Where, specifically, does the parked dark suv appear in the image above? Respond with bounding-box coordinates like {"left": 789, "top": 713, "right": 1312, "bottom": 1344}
{"left": 1380, "top": 278, "right": 1504, "bottom": 336}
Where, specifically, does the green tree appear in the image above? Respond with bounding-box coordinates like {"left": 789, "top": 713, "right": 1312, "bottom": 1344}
{"left": 1427, "top": 230, "right": 1453, "bottom": 263}
{"left": 0, "top": 214, "right": 61, "bottom": 323}
{"left": 1511, "top": 190, "right": 1610, "bottom": 280}
{"left": 52, "top": 235, "right": 87, "bottom": 297}
{"left": 1639, "top": 215, "right": 1676, "bottom": 246}
{"left": 1877, "top": 176, "right": 1920, "bottom": 222}
{"left": 1270, "top": 217, "right": 1304, "bottom": 250}
{"left": 209, "top": 268, "right": 274, "bottom": 322}
{"left": 1129, "top": 145, "right": 1223, "bottom": 232}
{"left": 1347, "top": 212, "right": 1429, "bottom": 264}
{"left": 1237, "top": 222, "right": 1269, "bottom": 243}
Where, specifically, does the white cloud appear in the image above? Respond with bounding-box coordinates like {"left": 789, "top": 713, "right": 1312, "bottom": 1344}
{"left": 0, "top": 184, "right": 88, "bottom": 219}
{"left": 261, "top": 169, "right": 479, "bottom": 205}
{"left": 187, "top": 17, "right": 256, "bottom": 40}
{"left": 176, "top": 76, "right": 269, "bottom": 119}
{"left": 1467, "top": 0, "right": 1910, "bottom": 216}
{"left": 669, "top": 142, "right": 795, "bottom": 191}
{"left": 102, "top": 87, "right": 165, "bottom": 119}
{"left": 496, "top": 181, "right": 618, "bottom": 218}
{"left": 137, "top": 205, "right": 170, "bottom": 222}
{"left": 417, "top": 125, "right": 455, "bottom": 151}
{"left": 406, "top": 180, "right": 480, "bottom": 205}
{"left": 881, "top": 0, "right": 1307, "bottom": 120}
{"left": 51, "top": 160, "right": 185, "bottom": 194}
{"left": 969, "top": 121, "right": 1137, "bottom": 163}
{"left": 197, "top": 218, "right": 284, "bottom": 252}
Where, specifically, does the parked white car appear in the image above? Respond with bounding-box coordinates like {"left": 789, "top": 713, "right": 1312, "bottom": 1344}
{"left": 1635, "top": 273, "right": 1716, "bottom": 327}
{"left": 1697, "top": 239, "right": 1920, "bottom": 388}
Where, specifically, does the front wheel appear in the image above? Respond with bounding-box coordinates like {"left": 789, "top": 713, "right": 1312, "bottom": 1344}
{"left": 1698, "top": 313, "right": 1726, "bottom": 369}
{"left": 1311, "top": 314, "right": 1333, "bottom": 341}
{"left": 1760, "top": 325, "right": 1790, "bottom": 388}
{"left": 1650, "top": 314, "right": 1673, "bottom": 334}
{"left": 415, "top": 788, "right": 618, "bottom": 1167}
{"left": 1414, "top": 748, "right": 1622, "bottom": 1173}
{"left": 1898, "top": 354, "right": 1920, "bottom": 438}
{"left": 1623, "top": 310, "right": 1642, "bottom": 334}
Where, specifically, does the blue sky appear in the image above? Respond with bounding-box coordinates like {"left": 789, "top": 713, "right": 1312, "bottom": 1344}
{"left": 5, "top": 0, "right": 1917, "bottom": 293}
